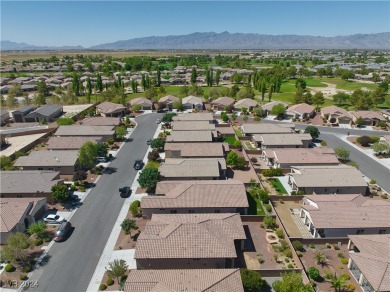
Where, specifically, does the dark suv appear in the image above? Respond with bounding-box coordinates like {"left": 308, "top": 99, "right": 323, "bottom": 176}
{"left": 54, "top": 222, "right": 72, "bottom": 242}
{"left": 133, "top": 160, "right": 144, "bottom": 170}
{"left": 119, "top": 187, "right": 131, "bottom": 198}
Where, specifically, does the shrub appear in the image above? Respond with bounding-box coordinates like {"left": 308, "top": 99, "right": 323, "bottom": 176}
{"left": 20, "top": 274, "right": 28, "bottom": 280}
{"left": 107, "top": 138, "right": 114, "bottom": 145}
{"left": 79, "top": 186, "right": 86, "bottom": 192}
{"left": 262, "top": 168, "right": 283, "bottom": 177}
{"left": 287, "top": 264, "right": 294, "bottom": 269}
{"left": 323, "top": 269, "right": 334, "bottom": 280}
{"left": 106, "top": 278, "right": 114, "bottom": 286}
{"left": 73, "top": 170, "right": 87, "bottom": 181}
{"left": 370, "top": 179, "right": 377, "bottom": 185}
{"left": 341, "top": 273, "right": 350, "bottom": 280}
{"left": 308, "top": 267, "right": 320, "bottom": 281}
{"left": 43, "top": 236, "right": 52, "bottom": 242}
{"left": 276, "top": 228, "right": 284, "bottom": 239}
{"left": 240, "top": 268, "right": 266, "bottom": 291}
{"left": 34, "top": 239, "right": 43, "bottom": 246}
{"left": 278, "top": 240, "right": 289, "bottom": 252}
{"left": 337, "top": 252, "right": 345, "bottom": 259}
{"left": 260, "top": 223, "right": 265, "bottom": 228}
{"left": 296, "top": 250, "right": 302, "bottom": 257}
{"left": 5, "top": 264, "right": 15, "bottom": 272}
{"left": 345, "top": 283, "right": 355, "bottom": 291}
{"left": 23, "top": 265, "right": 32, "bottom": 273}
{"left": 257, "top": 255, "right": 264, "bottom": 264}
{"left": 333, "top": 244, "right": 340, "bottom": 250}
{"left": 340, "top": 258, "right": 349, "bottom": 265}
{"left": 283, "top": 248, "right": 292, "bottom": 258}
{"left": 259, "top": 189, "right": 270, "bottom": 203}
{"left": 326, "top": 243, "right": 332, "bottom": 249}
{"left": 265, "top": 204, "right": 272, "bottom": 213}
{"left": 381, "top": 194, "right": 388, "bottom": 199}
{"left": 250, "top": 157, "right": 258, "bottom": 163}
{"left": 338, "top": 265, "right": 344, "bottom": 269}
{"left": 285, "top": 258, "right": 290, "bottom": 263}
{"left": 279, "top": 199, "right": 284, "bottom": 204}
{"left": 292, "top": 240, "right": 304, "bottom": 251}
{"left": 56, "top": 118, "right": 74, "bottom": 125}
{"left": 99, "top": 283, "right": 107, "bottom": 291}
{"left": 147, "top": 149, "right": 160, "bottom": 161}
{"left": 263, "top": 216, "right": 275, "bottom": 229}
{"left": 130, "top": 200, "right": 142, "bottom": 217}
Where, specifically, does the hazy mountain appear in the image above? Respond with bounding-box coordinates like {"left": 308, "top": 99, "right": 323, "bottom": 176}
{"left": 0, "top": 40, "right": 84, "bottom": 50}
{"left": 90, "top": 32, "right": 390, "bottom": 50}
{"left": 2, "top": 32, "right": 390, "bottom": 50}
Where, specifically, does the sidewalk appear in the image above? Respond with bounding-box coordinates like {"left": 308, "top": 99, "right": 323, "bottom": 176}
{"left": 86, "top": 123, "right": 162, "bottom": 292}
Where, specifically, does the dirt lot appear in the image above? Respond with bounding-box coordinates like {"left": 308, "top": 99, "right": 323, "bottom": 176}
{"left": 114, "top": 215, "right": 149, "bottom": 250}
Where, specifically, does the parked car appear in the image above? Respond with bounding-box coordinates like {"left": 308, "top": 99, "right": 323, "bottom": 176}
{"left": 119, "top": 186, "right": 132, "bottom": 198}
{"left": 44, "top": 214, "right": 66, "bottom": 224}
{"left": 54, "top": 222, "right": 72, "bottom": 242}
{"left": 146, "top": 139, "right": 152, "bottom": 145}
{"left": 134, "top": 160, "right": 144, "bottom": 170}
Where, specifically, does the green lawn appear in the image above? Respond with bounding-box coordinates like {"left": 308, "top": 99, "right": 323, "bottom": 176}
{"left": 269, "top": 178, "right": 287, "bottom": 194}
{"left": 145, "top": 160, "right": 160, "bottom": 169}
{"left": 234, "top": 128, "right": 243, "bottom": 137}
{"left": 319, "top": 77, "right": 378, "bottom": 91}
{"left": 224, "top": 136, "right": 238, "bottom": 145}
{"left": 305, "top": 78, "right": 328, "bottom": 87}
{"left": 247, "top": 193, "right": 266, "bottom": 215}
{"left": 244, "top": 141, "right": 256, "bottom": 150}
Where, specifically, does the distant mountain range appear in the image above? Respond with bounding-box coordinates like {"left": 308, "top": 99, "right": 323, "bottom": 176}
{"left": 2, "top": 32, "right": 390, "bottom": 50}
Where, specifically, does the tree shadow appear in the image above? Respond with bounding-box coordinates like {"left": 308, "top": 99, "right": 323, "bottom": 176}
{"left": 103, "top": 167, "right": 117, "bottom": 174}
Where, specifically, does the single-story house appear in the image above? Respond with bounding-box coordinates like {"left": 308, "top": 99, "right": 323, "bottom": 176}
{"left": 13, "top": 150, "right": 79, "bottom": 175}
{"left": 0, "top": 110, "right": 10, "bottom": 125}
{"left": 182, "top": 95, "right": 204, "bottom": 110}
{"left": 159, "top": 158, "right": 226, "bottom": 180}
{"left": 23, "top": 104, "right": 63, "bottom": 123}
{"left": 166, "top": 130, "right": 215, "bottom": 143}
{"left": 172, "top": 113, "right": 214, "bottom": 123}
{"left": 210, "top": 96, "right": 235, "bottom": 111}
{"left": 158, "top": 95, "right": 180, "bottom": 110}
{"left": 0, "top": 171, "right": 63, "bottom": 202}
{"left": 142, "top": 180, "right": 248, "bottom": 218}
{"left": 261, "top": 101, "right": 289, "bottom": 116}
{"left": 347, "top": 235, "right": 389, "bottom": 292}
{"left": 128, "top": 97, "right": 153, "bottom": 111}
{"left": 321, "top": 105, "right": 352, "bottom": 125}
{"left": 124, "top": 269, "right": 244, "bottom": 292}
{"left": 80, "top": 117, "right": 121, "bottom": 126}
{"left": 349, "top": 111, "right": 387, "bottom": 126}
{"left": 11, "top": 106, "right": 34, "bottom": 123}
{"left": 164, "top": 142, "right": 228, "bottom": 158}
{"left": 299, "top": 194, "right": 390, "bottom": 238}
{"left": 171, "top": 121, "right": 216, "bottom": 131}
{"left": 134, "top": 213, "right": 246, "bottom": 269}
{"left": 286, "top": 103, "right": 316, "bottom": 120}
{"left": 288, "top": 165, "right": 368, "bottom": 195}
{"left": 380, "top": 109, "right": 390, "bottom": 119}
{"left": 252, "top": 133, "right": 312, "bottom": 149}
{"left": 216, "top": 125, "right": 236, "bottom": 137}
{"left": 234, "top": 98, "right": 259, "bottom": 112}
{"left": 47, "top": 136, "right": 103, "bottom": 150}
{"left": 96, "top": 102, "right": 126, "bottom": 117}
{"left": 54, "top": 125, "right": 115, "bottom": 141}
{"left": 241, "top": 123, "right": 295, "bottom": 136}
{"left": 0, "top": 197, "right": 48, "bottom": 244}
{"left": 261, "top": 148, "right": 339, "bottom": 170}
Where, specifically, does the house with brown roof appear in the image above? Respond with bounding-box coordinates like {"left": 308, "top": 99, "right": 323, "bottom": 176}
{"left": 241, "top": 123, "right": 295, "bottom": 136}
{"left": 166, "top": 131, "right": 215, "bottom": 143}
{"left": 158, "top": 95, "right": 180, "bottom": 110}
{"left": 96, "top": 102, "right": 126, "bottom": 117}
{"left": 252, "top": 133, "right": 312, "bottom": 149}
{"left": 261, "top": 101, "right": 289, "bottom": 116}
{"left": 159, "top": 158, "right": 226, "bottom": 180}
{"left": 288, "top": 165, "right": 368, "bottom": 195}
{"left": 0, "top": 109, "right": 10, "bottom": 126}
{"left": 261, "top": 148, "right": 339, "bottom": 170}
{"left": 142, "top": 180, "right": 248, "bottom": 218}
{"left": 164, "top": 142, "right": 228, "bottom": 158}
{"left": 134, "top": 213, "right": 246, "bottom": 269}
{"left": 54, "top": 125, "right": 115, "bottom": 141}
{"left": 347, "top": 235, "right": 390, "bottom": 292}
{"left": 171, "top": 121, "right": 216, "bottom": 131}
{"left": 210, "top": 96, "right": 235, "bottom": 111}
{"left": 47, "top": 136, "right": 103, "bottom": 150}
{"left": 0, "top": 197, "right": 48, "bottom": 244}
{"left": 128, "top": 97, "right": 153, "bottom": 110}
{"left": 286, "top": 103, "right": 316, "bottom": 119}
{"left": 124, "top": 269, "right": 244, "bottom": 292}
{"left": 172, "top": 113, "right": 214, "bottom": 123}
{"left": 80, "top": 117, "right": 121, "bottom": 126}
{"left": 182, "top": 96, "right": 204, "bottom": 110}
{"left": 13, "top": 150, "right": 79, "bottom": 175}
{"left": 299, "top": 195, "right": 390, "bottom": 238}
{"left": 349, "top": 110, "right": 387, "bottom": 126}
{"left": 0, "top": 171, "right": 63, "bottom": 202}
{"left": 234, "top": 99, "right": 259, "bottom": 112}
{"left": 320, "top": 105, "right": 351, "bottom": 125}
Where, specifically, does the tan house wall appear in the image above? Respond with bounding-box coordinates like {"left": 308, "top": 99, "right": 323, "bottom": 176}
{"left": 18, "top": 165, "right": 77, "bottom": 175}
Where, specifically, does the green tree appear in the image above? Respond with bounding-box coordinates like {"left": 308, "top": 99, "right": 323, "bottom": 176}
{"left": 221, "top": 111, "right": 229, "bottom": 123}
{"left": 242, "top": 115, "right": 249, "bottom": 122}
{"left": 96, "top": 73, "right": 103, "bottom": 92}
{"left": 86, "top": 77, "right": 92, "bottom": 98}
{"left": 215, "top": 69, "right": 221, "bottom": 85}
{"left": 272, "top": 272, "right": 312, "bottom": 292}
{"left": 226, "top": 151, "right": 238, "bottom": 166}
{"left": 33, "top": 93, "right": 47, "bottom": 106}
{"left": 313, "top": 91, "right": 325, "bottom": 107}
{"left": 295, "top": 78, "right": 307, "bottom": 90}
{"left": 271, "top": 104, "right": 286, "bottom": 119}
{"left": 240, "top": 268, "right": 266, "bottom": 291}
{"left": 334, "top": 147, "right": 350, "bottom": 162}
{"left": 308, "top": 267, "right": 320, "bottom": 281}
{"left": 131, "top": 104, "right": 142, "bottom": 112}
{"left": 96, "top": 143, "right": 109, "bottom": 157}
{"left": 131, "top": 79, "right": 138, "bottom": 93}
{"left": 116, "top": 126, "right": 127, "bottom": 140}
{"left": 72, "top": 72, "right": 80, "bottom": 97}
{"left": 51, "top": 184, "right": 69, "bottom": 204}
{"left": 191, "top": 67, "right": 197, "bottom": 84}
{"left": 129, "top": 200, "right": 142, "bottom": 217}
{"left": 156, "top": 67, "right": 161, "bottom": 87}
{"left": 235, "top": 157, "right": 246, "bottom": 169}
{"left": 37, "top": 81, "right": 49, "bottom": 96}
{"left": 106, "top": 259, "right": 128, "bottom": 285}
{"left": 27, "top": 221, "right": 47, "bottom": 239}
{"left": 120, "top": 219, "right": 138, "bottom": 237}
{"left": 263, "top": 216, "right": 275, "bottom": 229}
{"left": 268, "top": 83, "right": 273, "bottom": 102}
{"left": 137, "top": 168, "right": 160, "bottom": 190}
{"left": 304, "top": 125, "right": 320, "bottom": 140}
{"left": 355, "top": 116, "right": 365, "bottom": 128}
{"left": 78, "top": 141, "right": 98, "bottom": 168}
{"left": 162, "top": 112, "right": 177, "bottom": 122}
{"left": 333, "top": 92, "right": 350, "bottom": 105}
{"left": 8, "top": 84, "right": 22, "bottom": 98}
{"left": 230, "top": 84, "right": 240, "bottom": 98}
{"left": 327, "top": 273, "right": 346, "bottom": 292}
{"left": 231, "top": 112, "right": 237, "bottom": 122}
{"left": 151, "top": 138, "right": 165, "bottom": 150}
{"left": 1, "top": 156, "right": 13, "bottom": 170}
{"left": 314, "top": 251, "right": 327, "bottom": 266}
{"left": 172, "top": 100, "right": 183, "bottom": 111}
{"left": 2, "top": 233, "right": 32, "bottom": 266}
{"left": 371, "top": 142, "right": 390, "bottom": 154}
{"left": 261, "top": 80, "right": 267, "bottom": 101}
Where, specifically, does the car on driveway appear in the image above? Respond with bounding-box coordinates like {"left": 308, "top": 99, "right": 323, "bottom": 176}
{"left": 119, "top": 186, "right": 132, "bottom": 198}
{"left": 54, "top": 222, "right": 72, "bottom": 242}
{"left": 44, "top": 214, "right": 66, "bottom": 224}
{"left": 134, "top": 160, "right": 144, "bottom": 170}
{"left": 146, "top": 139, "right": 152, "bottom": 145}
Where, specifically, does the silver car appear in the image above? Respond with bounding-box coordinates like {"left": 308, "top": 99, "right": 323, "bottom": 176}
{"left": 43, "top": 214, "right": 66, "bottom": 224}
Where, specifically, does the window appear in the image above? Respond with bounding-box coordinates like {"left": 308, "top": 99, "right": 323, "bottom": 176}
{"left": 170, "top": 210, "right": 177, "bottom": 214}
{"left": 336, "top": 189, "right": 340, "bottom": 193}
{"left": 215, "top": 210, "right": 220, "bottom": 213}
{"left": 324, "top": 188, "right": 328, "bottom": 192}
{"left": 159, "top": 209, "right": 165, "bottom": 211}
{"left": 356, "top": 229, "right": 364, "bottom": 235}
{"left": 379, "top": 229, "right": 386, "bottom": 234}
{"left": 188, "top": 210, "right": 195, "bottom": 213}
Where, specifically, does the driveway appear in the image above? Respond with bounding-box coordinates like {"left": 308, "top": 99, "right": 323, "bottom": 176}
{"left": 23, "top": 113, "right": 162, "bottom": 292}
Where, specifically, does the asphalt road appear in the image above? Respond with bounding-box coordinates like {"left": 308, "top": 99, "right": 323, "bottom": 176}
{"left": 26, "top": 113, "right": 162, "bottom": 292}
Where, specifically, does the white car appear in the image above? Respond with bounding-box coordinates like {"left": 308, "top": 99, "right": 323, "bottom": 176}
{"left": 43, "top": 214, "right": 66, "bottom": 224}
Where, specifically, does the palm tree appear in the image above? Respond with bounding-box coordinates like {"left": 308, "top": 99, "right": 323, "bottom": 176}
{"left": 327, "top": 273, "right": 346, "bottom": 292}
{"left": 314, "top": 251, "right": 327, "bottom": 266}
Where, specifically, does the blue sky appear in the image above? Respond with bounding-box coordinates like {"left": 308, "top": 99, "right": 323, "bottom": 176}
{"left": 1, "top": 1, "right": 389, "bottom": 47}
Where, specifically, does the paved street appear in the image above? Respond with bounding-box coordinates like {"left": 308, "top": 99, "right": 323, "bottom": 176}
{"left": 26, "top": 113, "right": 162, "bottom": 292}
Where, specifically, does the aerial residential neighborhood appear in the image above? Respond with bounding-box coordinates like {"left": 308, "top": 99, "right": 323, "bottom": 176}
{"left": 0, "top": 1, "right": 390, "bottom": 292}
